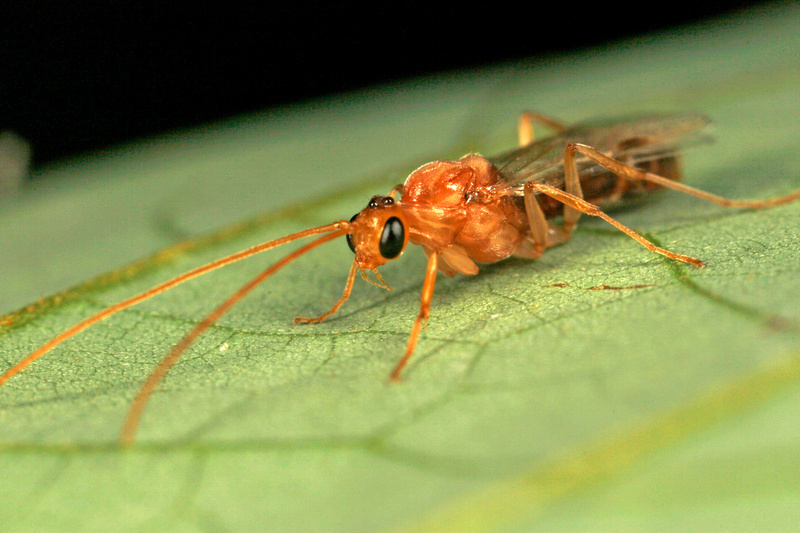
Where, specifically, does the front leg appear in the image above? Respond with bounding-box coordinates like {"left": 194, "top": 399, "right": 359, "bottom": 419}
{"left": 390, "top": 251, "right": 438, "bottom": 381}
{"left": 294, "top": 261, "right": 358, "bottom": 325}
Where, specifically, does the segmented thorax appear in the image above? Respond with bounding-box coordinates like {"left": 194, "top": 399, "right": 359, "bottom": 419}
{"left": 400, "top": 154, "right": 530, "bottom": 276}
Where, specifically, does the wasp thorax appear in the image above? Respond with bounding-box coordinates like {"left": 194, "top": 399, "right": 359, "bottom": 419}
{"left": 346, "top": 195, "right": 409, "bottom": 268}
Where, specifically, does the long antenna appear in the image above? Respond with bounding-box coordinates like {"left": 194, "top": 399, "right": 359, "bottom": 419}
{"left": 119, "top": 228, "right": 350, "bottom": 445}
{"left": 0, "top": 221, "right": 350, "bottom": 387}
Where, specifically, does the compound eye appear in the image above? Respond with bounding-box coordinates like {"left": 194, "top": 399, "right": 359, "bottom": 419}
{"left": 346, "top": 214, "right": 358, "bottom": 253}
{"left": 379, "top": 217, "right": 405, "bottom": 259}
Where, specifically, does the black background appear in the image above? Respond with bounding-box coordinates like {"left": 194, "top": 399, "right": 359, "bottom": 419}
{"left": 2, "top": 1, "right": 767, "bottom": 168}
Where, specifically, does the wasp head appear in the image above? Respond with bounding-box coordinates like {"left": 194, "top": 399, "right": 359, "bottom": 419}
{"left": 346, "top": 195, "right": 408, "bottom": 270}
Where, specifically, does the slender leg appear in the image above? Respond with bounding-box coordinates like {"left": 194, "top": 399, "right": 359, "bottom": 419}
{"left": 388, "top": 184, "right": 404, "bottom": 199}
{"left": 294, "top": 261, "right": 358, "bottom": 325}
{"left": 518, "top": 111, "right": 568, "bottom": 146}
{"left": 566, "top": 142, "right": 800, "bottom": 208}
{"left": 562, "top": 142, "right": 587, "bottom": 232}
{"left": 521, "top": 184, "right": 548, "bottom": 257}
{"left": 528, "top": 182, "right": 704, "bottom": 267}
{"left": 522, "top": 140, "right": 798, "bottom": 267}
{"left": 390, "top": 251, "right": 438, "bottom": 381}
{"left": 520, "top": 135, "right": 587, "bottom": 253}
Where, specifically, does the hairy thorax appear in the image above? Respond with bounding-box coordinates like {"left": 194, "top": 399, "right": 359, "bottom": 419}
{"left": 399, "top": 154, "right": 530, "bottom": 276}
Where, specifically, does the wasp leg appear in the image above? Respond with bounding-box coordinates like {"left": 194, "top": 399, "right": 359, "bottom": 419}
{"left": 566, "top": 142, "right": 800, "bottom": 208}
{"left": 519, "top": 181, "right": 550, "bottom": 258}
{"left": 518, "top": 111, "right": 568, "bottom": 146}
{"left": 527, "top": 182, "right": 704, "bottom": 268}
{"left": 519, "top": 130, "right": 587, "bottom": 256}
{"left": 388, "top": 184, "right": 404, "bottom": 199}
{"left": 294, "top": 261, "right": 358, "bottom": 325}
{"left": 390, "top": 251, "right": 438, "bottom": 381}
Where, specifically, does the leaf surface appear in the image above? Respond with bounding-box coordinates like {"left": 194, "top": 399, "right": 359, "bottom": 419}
{"left": 2, "top": 5, "right": 800, "bottom": 531}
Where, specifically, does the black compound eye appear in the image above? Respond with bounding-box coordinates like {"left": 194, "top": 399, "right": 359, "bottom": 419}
{"left": 346, "top": 214, "right": 358, "bottom": 253}
{"left": 379, "top": 217, "right": 405, "bottom": 259}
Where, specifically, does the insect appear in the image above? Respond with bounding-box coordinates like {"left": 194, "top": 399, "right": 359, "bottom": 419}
{"left": 2, "top": 111, "right": 798, "bottom": 445}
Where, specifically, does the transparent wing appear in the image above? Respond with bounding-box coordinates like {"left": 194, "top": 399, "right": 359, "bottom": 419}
{"left": 488, "top": 113, "right": 713, "bottom": 193}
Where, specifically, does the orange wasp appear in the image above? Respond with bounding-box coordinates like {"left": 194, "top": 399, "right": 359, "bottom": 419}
{"left": 2, "top": 111, "right": 798, "bottom": 444}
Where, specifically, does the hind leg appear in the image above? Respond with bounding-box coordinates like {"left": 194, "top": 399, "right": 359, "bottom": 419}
{"left": 517, "top": 111, "right": 567, "bottom": 146}
{"left": 527, "top": 181, "right": 704, "bottom": 267}
{"left": 565, "top": 142, "right": 800, "bottom": 208}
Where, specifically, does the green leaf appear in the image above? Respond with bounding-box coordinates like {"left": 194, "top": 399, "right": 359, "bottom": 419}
{"left": 2, "top": 5, "right": 800, "bottom": 531}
